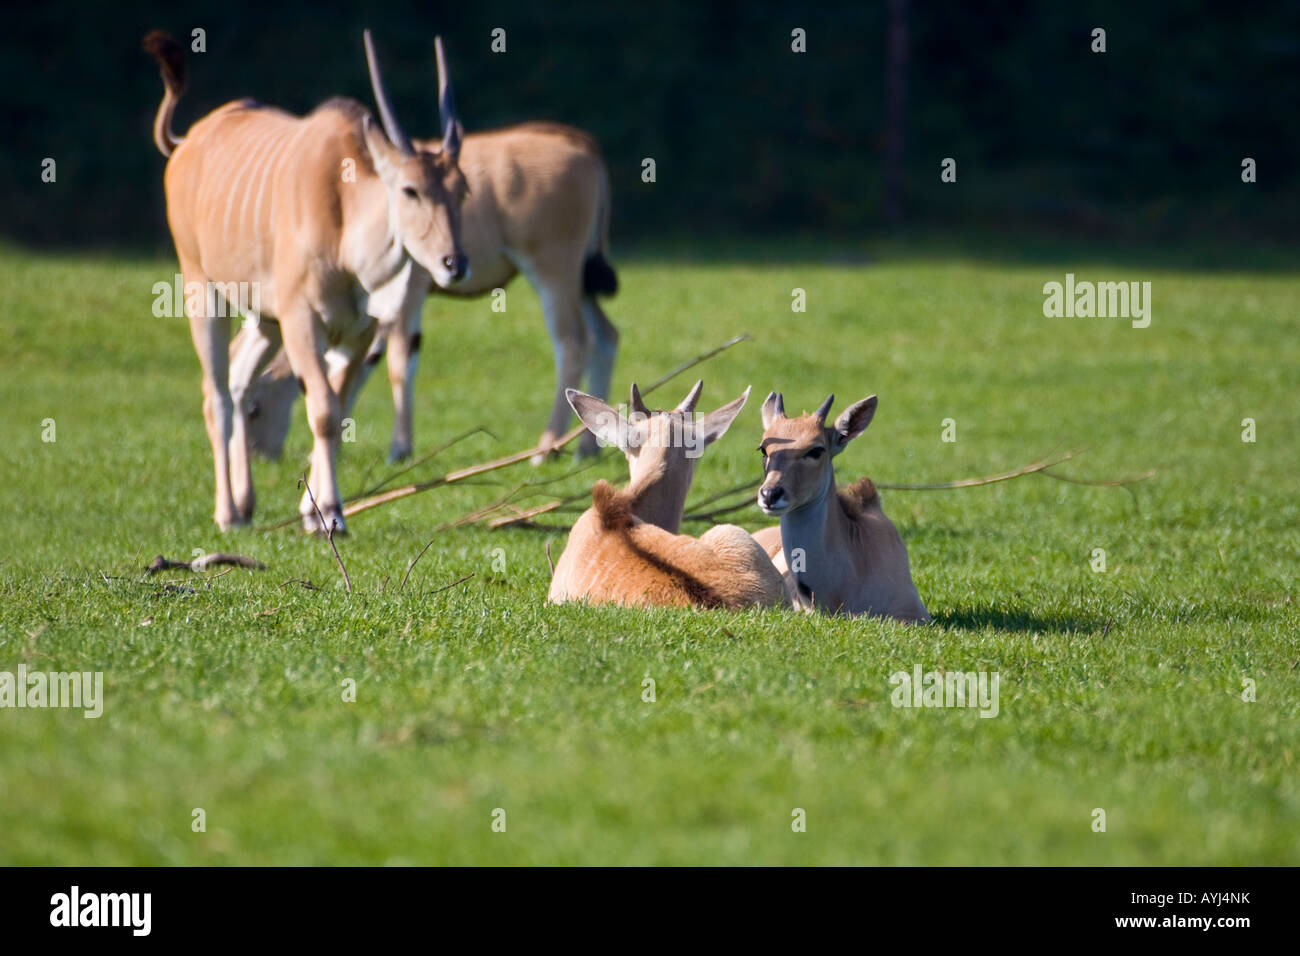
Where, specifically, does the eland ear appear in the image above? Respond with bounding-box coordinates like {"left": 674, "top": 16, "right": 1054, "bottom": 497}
{"left": 362, "top": 115, "right": 400, "bottom": 184}
{"left": 760, "top": 391, "right": 785, "bottom": 430}
{"left": 566, "top": 388, "right": 628, "bottom": 451}
{"left": 831, "top": 395, "right": 877, "bottom": 452}
{"left": 697, "top": 386, "right": 751, "bottom": 448}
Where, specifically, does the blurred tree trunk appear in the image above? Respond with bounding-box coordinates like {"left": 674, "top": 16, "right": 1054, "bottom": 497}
{"left": 884, "top": 0, "right": 909, "bottom": 227}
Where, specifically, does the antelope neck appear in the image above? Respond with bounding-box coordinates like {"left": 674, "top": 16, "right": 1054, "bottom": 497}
{"left": 779, "top": 472, "right": 845, "bottom": 589}
{"left": 626, "top": 458, "right": 694, "bottom": 533}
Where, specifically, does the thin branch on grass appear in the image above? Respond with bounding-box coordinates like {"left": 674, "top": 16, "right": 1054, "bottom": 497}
{"left": 487, "top": 500, "right": 566, "bottom": 528}
{"left": 430, "top": 572, "right": 475, "bottom": 595}
{"left": 675, "top": 447, "right": 1156, "bottom": 524}
{"left": 440, "top": 458, "right": 611, "bottom": 531}
{"left": 279, "top": 578, "right": 320, "bottom": 591}
{"left": 353, "top": 425, "right": 493, "bottom": 500}
{"left": 298, "top": 476, "right": 351, "bottom": 593}
{"left": 399, "top": 538, "right": 437, "bottom": 593}
{"left": 545, "top": 541, "right": 555, "bottom": 577}
{"left": 874, "top": 448, "right": 1081, "bottom": 490}
{"left": 638, "top": 333, "right": 752, "bottom": 393}
{"left": 145, "top": 552, "right": 267, "bottom": 575}
{"left": 681, "top": 496, "right": 762, "bottom": 524}
{"left": 341, "top": 332, "right": 753, "bottom": 522}
{"left": 1039, "top": 467, "right": 1157, "bottom": 487}
{"left": 264, "top": 426, "right": 493, "bottom": 531}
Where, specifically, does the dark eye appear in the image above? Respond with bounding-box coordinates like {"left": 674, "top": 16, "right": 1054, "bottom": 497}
{"left": 805, "top": 447, "right": 824, "bottom": 460}
{"left": 402, "top": 186, "right": 419, "bottom": 200}
{"left": 757, "top": 446, "right": 767, "bottom": 458}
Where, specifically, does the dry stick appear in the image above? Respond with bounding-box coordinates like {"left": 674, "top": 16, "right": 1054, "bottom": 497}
{"left": 403, "top": 488, "right": 571, "bottom": 587}
{"left": 265, "top": 426, "right": 489, "bottom": 531}
{"left": 279, "top": 578, "right": 320, "bottom": 591}
{"left": 145, "top": 553, "right": 267, "bottom": 574}
{"left": 639, "top": 333, "right": 751, "bottom": 393}
{"left": 390, "top": 335, "right": 754, "bottom": 584}
{"left": 681, "top": 479, "right": 764, "bottom": 511}
{"left": 478, "top": 471, "right": 751, "bottom": 533}
{"left": 416, "top": 338, "right": 756, "bottom": 532}
{"left": 440, "top": 458, "right": 611, "bottom": 531}
{"left": 344, "top": 333, "right": 753, "bottom": 521}
{"left": 1040, "top": 467, "right": 1157, "bottom": 487}
{"left": 430, "top": 572, "right": 475, "bottom": 595}
{"left": 678, "top": 448, "right": 1155, "bottom": 524}
{"left": 298, "top": 476, "right": 352, "bottom": 593}
{"left": 473, "top": 486, "right": 594, "bottom": 530}
{"left": 399, "top": 538, "right": 437, "bottom": 593}
{"left": 682, "top": 496, "right": 762, "bottom": 524}
{"left": 873, "top": 448, "right": 1080, "bottom": 490}
{"left": 487, "top": 500, "right": 565, "bottom": 528}
{"left": 353, "top": 425, "right": 492, "bottom": 500}
{"left": 437, "top": 481, "right": 530, "bottom": 531}
{"left": 342, "top": 434, "right": 580, "bottom": 519}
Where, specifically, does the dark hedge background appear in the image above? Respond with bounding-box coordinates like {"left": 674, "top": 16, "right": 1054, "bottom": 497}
{"left": 2, "top": 0, "right": 1297, "bottom": 251}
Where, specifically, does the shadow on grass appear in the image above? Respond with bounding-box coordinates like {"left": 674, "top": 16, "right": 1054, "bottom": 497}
{"left": 932, "top": 605, "right": 1107, "bottom": 635}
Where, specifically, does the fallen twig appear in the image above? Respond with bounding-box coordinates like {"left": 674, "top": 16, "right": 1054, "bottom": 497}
{"left": 639, "top": 333, "right": 751, "bottom": 393}
{"left": 145, "top": 552, "right": 267, "bottom": 575}
{"left": 353, "top": 425, "right": 493, "bottom": 500}
{"left": 873, "top": 448, "right": 1080, "bottom": 490}
{"left": 279, "top": 578, "right": 320, "bottom": 591}
{"left": 682, "top": 496, "right": 761, "bottom": 524}
{"left": 439, "top": 458, "right": 610, "bottom": 531}
{"left": 264, "top": 427, "right": 493, "bottom": 531}
{"left": 1039, "top": 467, "right": 1157, "bottom": 487}
{"left": 430, "top": 572, "right": 475, "bottom": 595}
{"left": 399, "top": 538, "right": 437, "bottom": 593}
{"left": 342, "top": 333, "right": 752, "bottom": 522}
{"left": 487, "top": 500, "right": 566, "bottom": 528}
{"left": 299, "top": 476, "right": 351, "bottom": 593}
{"left": 676, "top": 447, "right": 1154, "bottom": 524}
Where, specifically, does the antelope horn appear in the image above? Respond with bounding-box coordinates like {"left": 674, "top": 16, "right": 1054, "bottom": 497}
{"left": 814, "top": 394, "right": 835, "bottom": 423}
{"left": 765, "top": 392, "right": 786, "bottom": 420}
{"left": 630, "top": 383, "right": 650, "bottom": 417}
{"left": 363, "top": 30, "right": 414, "bottom": 155}
{"left": 675, "top": 380, "right": 704, "bottom": 414}
{"left": 435, "top": 36, "right": 461, "bottom": 156}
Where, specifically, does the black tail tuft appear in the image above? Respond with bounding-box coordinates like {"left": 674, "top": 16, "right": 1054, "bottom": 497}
{"left": 142, "top": 30, "right": 187, "bottom": 94}
{"left": 582, "top": 254, "right": 618, "bottom": 297}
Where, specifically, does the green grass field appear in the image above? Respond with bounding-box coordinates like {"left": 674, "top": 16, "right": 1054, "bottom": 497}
{"left": 1, "top": 241, "right": 1296, "bottom": 864}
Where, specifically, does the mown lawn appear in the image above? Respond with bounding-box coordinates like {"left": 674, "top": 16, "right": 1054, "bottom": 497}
{"left": 0, "top": 241, "right": 1296, "bottom": 864}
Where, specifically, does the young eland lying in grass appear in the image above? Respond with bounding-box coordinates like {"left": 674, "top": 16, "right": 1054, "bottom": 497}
{"left": 751, "top": 392, "right": 929, "bottom": 622}
{"left": 548, "top": 382, "right": 787, "bottom": 610}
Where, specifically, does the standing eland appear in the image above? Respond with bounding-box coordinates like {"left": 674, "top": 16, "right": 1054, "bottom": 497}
{"left": 144, "top": 28, "right": 469, "bottom": 532}
{"left": 229, "top": 39, "right": 618, "bottom": 466}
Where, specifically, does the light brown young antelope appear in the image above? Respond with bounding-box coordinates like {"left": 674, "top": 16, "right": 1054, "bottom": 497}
{"left": 145, "top": 29, "right": 468, "bottom": 532}
{"left": 751, "top": 392, "right": 929, "bottom": 622}
{"left": 231, "top": 39, "right": 617, "bottom": 465}
{"left": 548, "top": 382, "right": 787, "bottom": 610}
